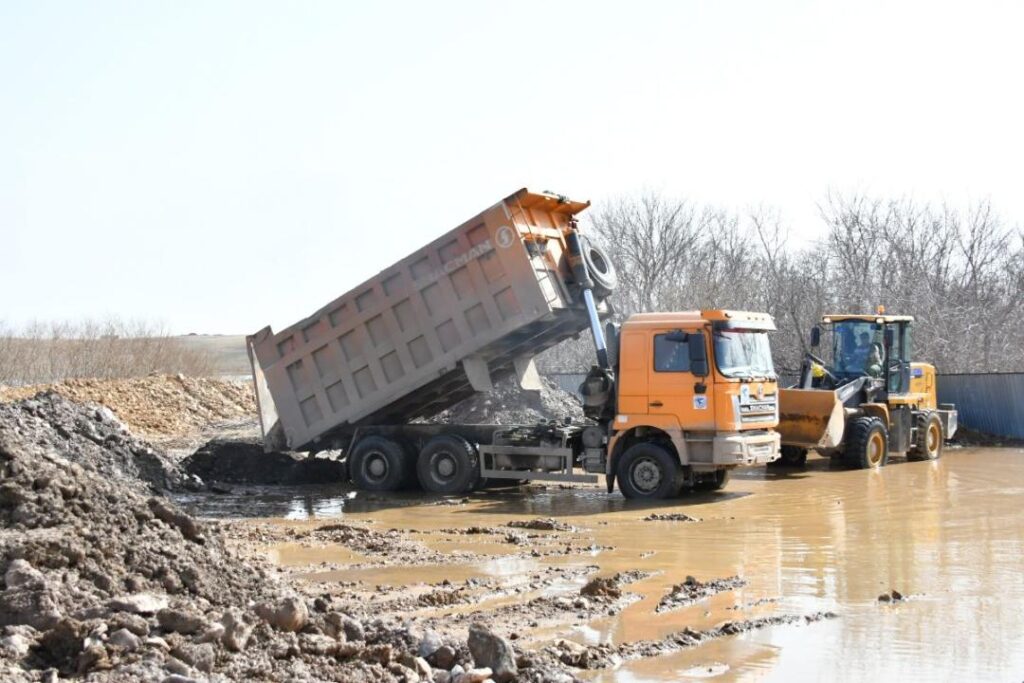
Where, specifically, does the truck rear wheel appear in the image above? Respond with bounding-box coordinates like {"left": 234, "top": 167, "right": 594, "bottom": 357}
{"left": 417, "top": 435, "right": 479, "bottom": 494}
{"left": 693, "top": 468, "right": 731, "bottom": 491}
{"left": 908, "top": 412, "right": 943, "bottom": 461}
{"left": 349, "top": 436, "right": 409, "bottom": 491}
{"left": 616, "top": 443, "right": 681, "bottom": 500}
{"left": 843, "top": 417, "right": 888, "bottom": 469}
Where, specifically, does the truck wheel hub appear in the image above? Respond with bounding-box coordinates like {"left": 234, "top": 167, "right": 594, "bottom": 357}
{"left": 366, "top": 454, "right": 387, "bottom": 478}
{"left": 436, "top": 454, "right": 456, "bottom": 477}
{"left": 631, "top": 458, "right": 661, "bottom": 491}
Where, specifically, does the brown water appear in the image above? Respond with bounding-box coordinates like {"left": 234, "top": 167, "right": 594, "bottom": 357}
{"left": 203, "top": 447, "right": 1024, "bottom": 682}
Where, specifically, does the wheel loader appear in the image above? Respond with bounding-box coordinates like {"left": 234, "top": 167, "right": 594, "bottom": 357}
{"left": 774, "top": 309, "right": 957, "bottom": 469}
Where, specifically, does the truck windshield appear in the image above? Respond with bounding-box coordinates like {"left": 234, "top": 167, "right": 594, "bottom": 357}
{"left": 713, "top": 329, "right": 775, "bottom": 379}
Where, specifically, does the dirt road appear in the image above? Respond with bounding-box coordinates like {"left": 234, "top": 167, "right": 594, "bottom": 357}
{"left": 178, "top": 447, "right": 1024, "bottom": 682}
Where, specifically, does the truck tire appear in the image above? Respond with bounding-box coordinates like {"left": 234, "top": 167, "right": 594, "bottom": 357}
{"left": 770, "top": 445, "right": 808, "bottom": 467}
{"left": 349, "top": 436, "right": 409, "bottom": 491}
{"left": 417, "top": 435, "right": 479, "bottom": 494}
{"left": 580, "top": 237, "right": 617, "bottom": 298}
{"left": 616, "top": 443, "right": 681, "bottom": 499}
{"left": 843, "top": 417, "right": 888, "bottom": 469}
{"left": 908, "top": 412, "right": 943, "bottom": 461}
{"left": 693, "top": 468, "right": 731, "bottom": 491}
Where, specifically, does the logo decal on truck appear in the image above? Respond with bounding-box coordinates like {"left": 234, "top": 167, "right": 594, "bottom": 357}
{"left": 693, "top": 396, "right": 708, "bottom": 410}
{"left": 495, "top": 225, "right": 516, "bottom": 249}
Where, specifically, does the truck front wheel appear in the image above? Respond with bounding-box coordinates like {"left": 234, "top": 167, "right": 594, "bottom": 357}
{"left": 417, "top": 435, "right": 479, "bottom": 494}
{"left": 349, "top": 436, "right": 409, "bottom": 491}
{"left": 616, "top": 443, "right": 681, "bottom": 500}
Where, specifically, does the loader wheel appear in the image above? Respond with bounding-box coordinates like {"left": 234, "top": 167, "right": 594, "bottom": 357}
{"left": 616, "top": 443, "right": 681, "bottom": 500}
{"left": 843, "top": 417, "right": 888, "bottom": 469}
{"left": 770, "top": 445, "right": 808, "bottom": 467}
{"left": 908, "top": 412, "right": 944, "bottom": 461}
{"left": 417, "top": 435, "right": 479, "bottom": 494}
{"left": 349, "top": 436, "right": 409, "bottom": 492}
{"left": 693, "top": 468, "right": 731, "bottom": 492}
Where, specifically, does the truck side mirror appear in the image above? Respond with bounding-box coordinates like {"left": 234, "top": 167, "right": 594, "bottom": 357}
{"left": 810, "top": 325, "right": 821, "bottom": 348}
{"left": 688, "top": 331, "right": 709, "bottom": 377}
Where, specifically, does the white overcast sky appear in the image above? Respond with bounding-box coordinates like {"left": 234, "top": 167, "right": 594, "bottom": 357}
{"left": 2, "top": 1, "right": 1022, "bottom": 334}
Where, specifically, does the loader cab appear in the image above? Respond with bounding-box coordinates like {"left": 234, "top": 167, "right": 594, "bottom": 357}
{"left": 813, "top": 314, "right": 914, "bottom": 395}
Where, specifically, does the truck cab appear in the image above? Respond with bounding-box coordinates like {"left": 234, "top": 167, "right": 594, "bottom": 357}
{"left": 587, "top": 310, "right": 781, "bottom": 498}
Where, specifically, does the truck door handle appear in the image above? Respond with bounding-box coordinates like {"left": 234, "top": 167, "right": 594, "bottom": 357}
{"left": 649, "top": 401, "right": 663, "bottom": 407}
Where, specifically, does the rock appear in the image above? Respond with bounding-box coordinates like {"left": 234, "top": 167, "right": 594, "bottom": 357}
{"left": 196, "top": 623, "right": 225, "bottom": 644}
{"left": 256, "top": 596, "right": 308, "bottom": 632}
{"left": 157, "top": 608, "right": 208, "bottom": 635}
{"left": 108, "top": 628, "right": 141, "bottom": 652}
{"left": 433, "top": 672, "right": 452, "bottom": 683}
{"left": 340, "top": 613, "right": 365, "bottom": 641}
{"left": 145, "top": 636, "right": 171, "bottom": 651}
{"left": 107, "top": 593, "right": 168, "bottom": 615}
{"left": 174, "top": 643, "right": 216, "bottom": 673}
{"left": 450, "top": 664, "right": 465, "bottom": 676}
{"left": 299, "top": 633, "right": 338, "bottom": 656}
{"left": 430, "top": 644, "right": 457, "bottom": 670}
{"left": 148, "top": 498, "right": 204, "bottom": 544}
{"left": 413, "top": 656, "right": 433, "bottom": 679}
{"left": 109, "top": 612, "right": 150, "bottom": 637}
{"left": 0, "top": 633, "right": 31, "bottom": 658}
{"left": 161, "top": 676, "right": 201, "bottom": 683}
{"left": 418, "top": 629, "right": 444, "bottom": 658}
{"left": 454, "top": 667, "right": 493, "bottom": 683}
{"left": 220, "top": 609, "right": 253, "bottom": 652}
{"left": 467, "top": 623, "right": 517, "bottom": 683}
{"left": 4, "top": 559, "right": 43, "bottom": 589}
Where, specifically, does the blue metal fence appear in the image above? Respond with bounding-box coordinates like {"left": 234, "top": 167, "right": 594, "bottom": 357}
{"left": 544, "top": 372, "right": 1024, "bottom": 439}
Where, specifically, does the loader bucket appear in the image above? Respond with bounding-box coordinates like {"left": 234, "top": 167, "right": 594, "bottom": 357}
{"left": 778, "top": 388, "right": 846, "bottom": 448}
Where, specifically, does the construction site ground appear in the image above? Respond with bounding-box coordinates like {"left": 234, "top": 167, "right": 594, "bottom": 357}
{"left": 1, "top": 378, "right": 1021, "bottom": 682}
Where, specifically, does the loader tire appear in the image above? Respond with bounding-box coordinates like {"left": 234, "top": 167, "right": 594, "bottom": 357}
{"left": 843, "top": 417, "right": 888, "bottom": 469}
{"left": 580, "top": 236, "right": 618, "bottom": 298}
{"left": 908, "top": 412, "right": 944, "bottom": 461}
{"left": 693, "top": 468, "right": 731, "bottom": 492}
{"left": 417, "top": 435, "right": 479, "bottom": 494}
{"left": 349, "top": 436, "right": 409, "bottom": 492}
{"left": 616, "top": 443, "right": 681, "bottom": 500}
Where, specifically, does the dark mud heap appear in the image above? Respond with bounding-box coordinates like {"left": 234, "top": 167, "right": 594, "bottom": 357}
{"left": 431, "top": 376, "right": 585, "bottom": 425}
{"left": 0, "top": 395, "right": 577, "bottom": 682}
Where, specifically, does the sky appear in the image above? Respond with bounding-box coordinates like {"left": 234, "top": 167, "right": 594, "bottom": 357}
{"left": 2, "top": 1, "right": 1022, "bottom": 334}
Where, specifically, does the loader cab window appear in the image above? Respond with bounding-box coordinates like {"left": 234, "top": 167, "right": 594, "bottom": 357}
{"left": 654, "top": 334, "right": 690, "bottom": 372}
{"left": 830, "top": 321, "right": 884, "bottom": 378}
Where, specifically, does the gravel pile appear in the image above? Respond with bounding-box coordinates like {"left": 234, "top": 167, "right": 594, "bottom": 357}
{"left": 431, "top": 376, "right": 584, "bottom": 425}
{"left": 0, "top": 375, "right": 255, "bottom": 440}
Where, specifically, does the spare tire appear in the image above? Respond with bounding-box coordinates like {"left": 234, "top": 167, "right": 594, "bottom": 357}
{"left": 580, "top": 236, "right": 617, "bottom": 298}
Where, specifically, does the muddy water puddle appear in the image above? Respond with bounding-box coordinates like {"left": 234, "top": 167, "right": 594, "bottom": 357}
{"left": 184, "top": 448, "right": 1024, "bottom": 681}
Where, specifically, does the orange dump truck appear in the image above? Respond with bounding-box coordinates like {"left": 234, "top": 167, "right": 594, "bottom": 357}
{"left": 247, "top": 189, "right": 779, "bottom": 498}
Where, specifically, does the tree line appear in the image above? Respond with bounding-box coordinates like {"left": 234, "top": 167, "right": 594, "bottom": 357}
{"left": 539, "top": 192, "right": 1024, "bottom": 375}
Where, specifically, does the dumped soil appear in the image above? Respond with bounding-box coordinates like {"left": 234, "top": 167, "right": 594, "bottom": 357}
{"left": 655, "top": 576, "right": 747, "bottom": 613}
{"left": 431, "top": 375, "right": 585, "bottom": 425}
{"left": 0, "top": 394, "right": 598, "bottom": 682}
{"left": 182, "top": 439, "right": 346, "bottom": 486}
{"left": 0, "top": 392, "right": 183, "bottom": 492}
{"left": 0, "top": 375, "right": 255, "bottom": 440}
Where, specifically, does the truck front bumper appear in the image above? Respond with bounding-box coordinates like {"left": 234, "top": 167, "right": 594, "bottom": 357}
{"left": 712, "top": 431, "right": 780, "bottom": 466}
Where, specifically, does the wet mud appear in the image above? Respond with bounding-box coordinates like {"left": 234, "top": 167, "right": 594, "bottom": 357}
{"left": 191, "top": 446, "right": 1024, "bottom": 682}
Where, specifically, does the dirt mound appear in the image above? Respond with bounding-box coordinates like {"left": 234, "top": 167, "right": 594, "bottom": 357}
{"left": 0, "top": 392, "right": 183, "bottom": 492}
{"left": 0, "top": 397, "right": 521, "bottom": 681}
{"left": 182, "top": 439, "right": 346, "bottom": 485}
{"left": 0, "top": 375, "right": 255, "bottom": 440}
{"left": 431, "top": 375, "right": 585, "bottom": 425}
{"left": 655, "top": 575, "right": 747, "bottom": 613}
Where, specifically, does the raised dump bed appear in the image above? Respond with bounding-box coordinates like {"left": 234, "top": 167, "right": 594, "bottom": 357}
{"left": 248, "top": 189, "right": 610, "bottom": 452}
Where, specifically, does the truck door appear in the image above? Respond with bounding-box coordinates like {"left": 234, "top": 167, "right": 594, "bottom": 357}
{"left": 646, "top": 329, "right": 715, "bottom": 430}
